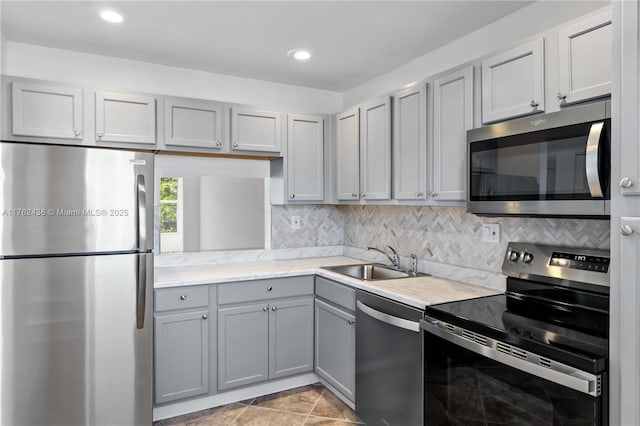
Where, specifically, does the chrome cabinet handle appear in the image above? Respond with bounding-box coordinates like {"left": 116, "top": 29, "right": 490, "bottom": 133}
{"left": 233, "top": 142, "right": 239, "bottom": 147}
{"left": 416, "top": 192, "right": 423, "bottom": 197}
{"left": 352, "top": 193, "right": 358, "bottom": 198}
{"left": 348, "top": 319, "right": 355, "bottom": 325}
{"left": 180, "top": 294, "right": 186, "bottom": 301}
{"left": 272, "top": 306, "right": 277, "bottom": 311}
{"left": 621, "top": 177, "right": 634, "bottom": 189}
{"left": 216, "top": 140, "right": 222, "bottom": 146}
{"left": 290, "top": 194, "right": 295, "bottom": 199}
{"left": 530, "top": 100, "right": 539, "bottom": 108}
{"left": 96, "top": 132, "right": 104, "bottom": 138}
{"left": 621, "top": 225, "right": 634, "bottom": 236}
{"left": 431, "top": 192, "right": 438, "bottom": 198}
{"left": 202, "top": 314, "right": 208, "bottom": 320}
{"left": 263, "top": 306, "right": 268, "bottom": 312}
{"left": 361, "top": 193, "right": 366, "bottom": 198}
{"left": 267, "top": 286, "right": 273, "bottom": 291}
{"left": 74, "top": 130, "right": 81, "bottom": 137}
{"left": 557, "top": 93, "right": 567, "bottom": 100}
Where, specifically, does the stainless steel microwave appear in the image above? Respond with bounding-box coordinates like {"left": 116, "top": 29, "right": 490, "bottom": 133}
{"left": 467, "top": 101, "right": 610, "bottom": 218}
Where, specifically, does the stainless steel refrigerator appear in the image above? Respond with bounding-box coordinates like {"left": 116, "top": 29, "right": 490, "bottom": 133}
{"left": 0, "top": 142, "right": 154, "bottom": 426}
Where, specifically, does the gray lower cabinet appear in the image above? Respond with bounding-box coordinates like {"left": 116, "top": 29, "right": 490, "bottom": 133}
{"left": 314, "top": 277, "right": 356, "bottom": 403}
{"left": 217, "top": 293, "right": 314, "bottom": 391}
{"left": 315, "top": 299, "right": 355, "bottom": 402}
{"left": 217, "top": 302, "right": 270, "bottom": 391}
{"left": 154, "top": 310, "right": 210, "bottom": 404}
{"left": 269, "top": 297, "right": 314, "bottom": 379}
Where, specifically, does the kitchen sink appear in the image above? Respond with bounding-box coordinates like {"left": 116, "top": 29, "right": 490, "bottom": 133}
{"left": 322, "top": 263, "right": 428, "bottom": 281}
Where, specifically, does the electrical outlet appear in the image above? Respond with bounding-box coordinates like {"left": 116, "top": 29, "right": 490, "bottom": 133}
{"left": 482, "top": 223, "right": 500, "bottom": 243}
{"left": 291, "top": 216, "right": 301, "bottom": 230}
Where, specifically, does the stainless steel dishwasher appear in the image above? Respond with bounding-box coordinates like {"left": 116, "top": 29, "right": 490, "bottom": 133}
{"left": 356, "top": 290, "right": 423, "bottom": 426}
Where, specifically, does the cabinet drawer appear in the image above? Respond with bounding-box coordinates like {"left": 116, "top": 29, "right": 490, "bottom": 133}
{"left": 155, "top": 286, "right": 209, "bottom": 312}
{"left": 315, "top": 276, "right": 356, "bottom": 312}
{"left": 218, "top": 276, "right": 314, "bottom": 305}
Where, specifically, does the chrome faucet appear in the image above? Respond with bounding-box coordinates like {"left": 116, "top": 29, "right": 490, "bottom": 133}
{"left": 367, "top": 245, "right": 400, "bottom": 269}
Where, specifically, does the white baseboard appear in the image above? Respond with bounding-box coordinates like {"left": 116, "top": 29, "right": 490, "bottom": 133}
{"left": 153, "top": 372, "right": 320, "bottom": 421}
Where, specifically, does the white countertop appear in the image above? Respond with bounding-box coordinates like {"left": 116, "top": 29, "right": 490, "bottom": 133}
{"left": 155, "top": 256, "right": 501, "bottom": 309}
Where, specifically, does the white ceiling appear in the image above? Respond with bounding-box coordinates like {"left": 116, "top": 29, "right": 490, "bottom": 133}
{"left": 1, "top": 1, "right": 534, "bottom": 92}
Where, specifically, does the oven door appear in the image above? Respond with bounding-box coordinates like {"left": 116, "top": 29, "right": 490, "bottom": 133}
{"left": 422, "top": 319, "right": 606, "bottom": 426}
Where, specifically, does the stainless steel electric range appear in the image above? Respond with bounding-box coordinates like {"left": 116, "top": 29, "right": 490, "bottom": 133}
{"left": 421, "top": 242, "right": 609, "bottom": 426}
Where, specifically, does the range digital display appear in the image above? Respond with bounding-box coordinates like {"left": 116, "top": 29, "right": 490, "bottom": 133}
{"left": 549, "top": 252, "right": 610, "bottom": 273}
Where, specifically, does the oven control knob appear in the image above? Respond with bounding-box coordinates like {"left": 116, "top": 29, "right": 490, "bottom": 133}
{"left": 522, "top": 252, "right": 534, "bottom": 263}
{"left": 508, "top": 250, "right": 520, "bottom": 262}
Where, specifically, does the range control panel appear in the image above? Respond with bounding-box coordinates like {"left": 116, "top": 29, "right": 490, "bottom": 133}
{"left": 549, "top": 252, "right": 610, "bottom": 273}
{"left": 502, "top": 242, "right": 610, "bottom": 288}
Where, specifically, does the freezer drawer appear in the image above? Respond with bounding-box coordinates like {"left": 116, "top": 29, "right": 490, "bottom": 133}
{"left": 0, "top": 142, "right": 154, "bottom": 256}
{"left": 0, "top": 253, "right": 153, "bottom": 426}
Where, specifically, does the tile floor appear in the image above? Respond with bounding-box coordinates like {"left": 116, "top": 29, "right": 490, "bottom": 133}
{"left": 155, "top": 383, "right": 364, "bottom": 426}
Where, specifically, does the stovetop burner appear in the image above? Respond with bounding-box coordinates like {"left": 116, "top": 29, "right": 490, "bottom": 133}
{"left": 424, "top": 242, "right": 610, "bottom": 374}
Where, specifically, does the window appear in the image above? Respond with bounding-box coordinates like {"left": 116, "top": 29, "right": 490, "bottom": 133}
{"left": 159, "top": 177, "right": 183, "bottom": 252}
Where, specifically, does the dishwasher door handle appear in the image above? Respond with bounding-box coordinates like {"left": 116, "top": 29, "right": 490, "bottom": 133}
{"left": 356, "top": 300, "right": 421, "bottom": 333}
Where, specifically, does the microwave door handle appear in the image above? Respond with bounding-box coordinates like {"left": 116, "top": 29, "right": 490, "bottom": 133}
{"left": 136, "top": 174, "right": 147, "bottom": 251}
{"left": 585, "top": 122, "right": 605, "bottom": 198}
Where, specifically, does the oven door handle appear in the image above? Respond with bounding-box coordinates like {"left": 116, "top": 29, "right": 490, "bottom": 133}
{"left": 585, "top": 121, "right": 605, "bottom": 198}
{"left": 357, "top": 301, "right": 420, "bottom": 333}
{"left": 420, "top": 318, "right": 602, "bottom": 397}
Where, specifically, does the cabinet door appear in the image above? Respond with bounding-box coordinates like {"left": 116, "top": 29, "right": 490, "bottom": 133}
{"left": 558, "top": 9, "right": 612, "bottom": 106}
{"left": 165, "top": 97, "right": 223, "bottom": 149}
{"left": 287, "top": 114, "right": 324, "bottom": 201}
{"left": 360, "top": 96, "right": 392, "bottom": 200}
{"left": 433, "top": 66, "right": 474, "bottom": 201}
{"left": 481, "top": 38, "right": 544, "bottom": 123}
{"left": 231, "top": 107, "right": 281, "bottom": 153}
{"left": 269, "top": 297, "right": 314, "bottom": 379}
{"left": 218, "top": 303, "right": 269, "bottom": 390}
{"left": 336, "top": 108, "right": 360, "bottom": 201}
{"left": 11, "top": 81, "right": 83, "bottom": 140}
{"left": 95, "top": 92, "right": 157, "bottom": 145}
{"left": 393, "top": 85, "right": 427, "bottom": 200}
{"left": 315, "top": 299, "right": 355, "bottom": 402}
{"left": 154, "top": 310, "right": 209, "bottom": 404}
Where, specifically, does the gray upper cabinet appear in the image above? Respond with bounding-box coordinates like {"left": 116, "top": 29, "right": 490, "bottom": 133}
{"left": 230, "top": 107, "right": 281, "bottom": 153}
{"left": 164, "top": 97, "right": 224, "bottom": 150}
{"left": 432, "top": 66, "right": 474, "bottom": 201}
{"left": 287, "top": 114, "right": 324, "bottom": 201}
{"left": 217, "top": 302, "right": 269, "bottom": 391}
{"left": 315, "top": 299, "right": 355, "bottom": 402}
{"left": 558, "top": 9, "right": 611, "bottom": 106}
{"left": 11, "top": 81, "right": 83, "bottom": 140}
{"left": 481, "top": 38, "right": 545, "bottom": 123}
{"left": 268, "top": 297, "right": 314, "bottom": 379}
{"left": 393, "top": 84, "right": 427, "bottom": 200}
{"left": 154, "top": 310, "right": 209, "bottom": 404}
{"left": 95, "top": 91, "right": 157, "bottom": 145}
{"left": 360, "top": 96, "right": 392, "bottom": 200}
{"left": 336, "top": 108, "right": 360, "bottom": 201}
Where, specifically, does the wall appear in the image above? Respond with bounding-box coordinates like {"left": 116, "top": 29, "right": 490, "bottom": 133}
{"left": 343, "top": 1, "right": 609, "bottom": 107}
{"left": 4, "top": 42, "right": 342, "bottom": 114}
{"left": 270, "top": 204, "right": 610, "bottom": 289}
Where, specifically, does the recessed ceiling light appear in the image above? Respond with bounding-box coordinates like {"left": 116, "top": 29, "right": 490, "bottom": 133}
{"left": 100, "top": 9, "right": 124, "bottom": 24}
{"left": 287, "top": 49, "right": 312, "bottom": 61}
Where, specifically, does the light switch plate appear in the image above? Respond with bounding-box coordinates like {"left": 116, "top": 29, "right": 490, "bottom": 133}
{"left": 482, "top": 223, "right": 500, "bottom": 243}
{"left": 291, "top": 216, "right": 301, "bottom": 230}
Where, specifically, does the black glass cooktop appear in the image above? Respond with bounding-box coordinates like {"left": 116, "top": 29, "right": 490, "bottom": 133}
{"left": 424, "top": 278, "right": 609, "bottom": 374}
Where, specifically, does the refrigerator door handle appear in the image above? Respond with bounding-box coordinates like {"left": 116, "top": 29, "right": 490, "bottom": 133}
{"left": 136, "top": 174, "right": 147, "bottom": 251}
{"left": 136, "top": 254, "right": 147, "bottom": 329}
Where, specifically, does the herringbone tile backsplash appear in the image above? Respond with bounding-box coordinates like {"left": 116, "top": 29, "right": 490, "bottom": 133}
{"left": 272, "top": 205, "right": 610, "bottom": 273}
